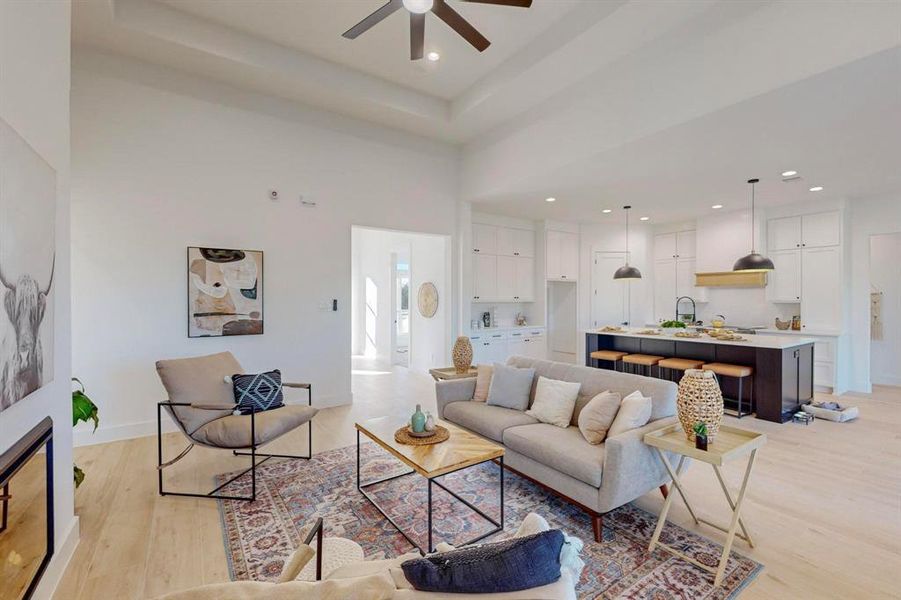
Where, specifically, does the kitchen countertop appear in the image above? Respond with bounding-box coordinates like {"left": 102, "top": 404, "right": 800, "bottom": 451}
{"left": 756, "top": 328, "right": 843, "bottom": 336}
{"left": 587, "top": 328, "right": 815, "bottom": 350}
{"left": 470, "top": 325, "right": 545, "bottom": 336}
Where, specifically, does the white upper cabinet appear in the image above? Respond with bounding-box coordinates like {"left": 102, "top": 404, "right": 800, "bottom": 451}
{"left": 472, "top": 223, "right": 497, "bottom": 254}
{"left": 497, "top": 227, "right": 535, "bottom": 257}
{"left": 768, "top": 216, "right": 802, "bottom": 250}
{"left": 766, "top": 249, "right": 802, "bottom": 303}
{"left": 472, "top": 254, "right": 497, "bottom": 302}
{"left": 514, "top": 257, "right": 535, "bottom": 302}
{"left": 676, "top": 230, "right": 696, "bottom": 258}
{"left": 546, "top": 230, "right": 578, "bottom": 281}
{"left": 675, "top": 258, "right": 701, "bottom": 298}
{"left": 801, "top": 211, "right": 841, "bottom": 248}
{"left": 654, "top": 233, "right": 677, "bottom": 260}
{"left": 653, "top": 260, "right": 678, "bottom": 321}
{"left": 495, "top": 256, "right": 516, "bottom": 301}
{"left": 801, "top": 246, "right": 842, "bottom": 330}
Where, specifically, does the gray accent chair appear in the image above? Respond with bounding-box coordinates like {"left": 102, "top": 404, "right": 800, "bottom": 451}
{"left": 436, "top": 356, "right": 681, "bottom": 542}
{"left": 155, "top": 351, "right": 318, "bottom": 501}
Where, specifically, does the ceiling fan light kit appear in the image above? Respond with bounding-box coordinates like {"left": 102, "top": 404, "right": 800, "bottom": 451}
{"left": 733, "top": 178, "right": 776, "bottom": 272}
{"left": 343, "top": 0, "right": 532, "bottom": 61}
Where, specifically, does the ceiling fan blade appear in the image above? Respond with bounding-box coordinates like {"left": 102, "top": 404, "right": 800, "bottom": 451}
{"left": 343, "top": 0, "right": 403, "bottom": 39}
{"left": 460, "top": 0, "right": 532, "bottom": 6}
{"left": 432, "top": 0, "right": 490, "bottom": 51}
{"left": 410, "top": 12, "right": 425, "bottom": 60}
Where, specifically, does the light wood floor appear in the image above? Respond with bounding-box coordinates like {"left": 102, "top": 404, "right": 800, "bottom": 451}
{"left": 56, "top": 359, "right": 901, "bottom": 599}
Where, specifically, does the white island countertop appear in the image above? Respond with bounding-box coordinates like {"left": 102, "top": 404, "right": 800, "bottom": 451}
{"left": 587, "top": 328, "right": 816, "bottom": 350}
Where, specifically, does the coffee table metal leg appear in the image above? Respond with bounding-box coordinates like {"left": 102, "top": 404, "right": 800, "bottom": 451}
{"left": 427, "top": 478, "right": 433, "bottom": 553}
{"left": 499, "top": 455, "right": 504, "bottom": 529}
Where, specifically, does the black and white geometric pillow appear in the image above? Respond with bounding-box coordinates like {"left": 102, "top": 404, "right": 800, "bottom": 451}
{"left": 232, "top": 370, "right": 285, "bottom": 415}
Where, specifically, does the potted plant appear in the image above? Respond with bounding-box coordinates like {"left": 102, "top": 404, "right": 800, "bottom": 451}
{"left": 72, "top": 378, "right": 99, "bottom": 488}
{"left": 693, "top": 421, "right": 708, "bottom": 451}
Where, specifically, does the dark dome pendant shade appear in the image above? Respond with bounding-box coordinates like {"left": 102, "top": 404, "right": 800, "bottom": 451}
{"left": 733, "top": 178, "right": 775, "bottom": 272}
{"left": 613, "top": 205, "right": 642, "bottom": 280}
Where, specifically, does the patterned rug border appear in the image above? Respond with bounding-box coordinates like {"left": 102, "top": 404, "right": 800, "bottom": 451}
{"left": 214, "top": 443, "right": 763, "bottom": 599}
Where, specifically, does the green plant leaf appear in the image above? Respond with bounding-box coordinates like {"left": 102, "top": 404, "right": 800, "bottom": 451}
{"left": 72, "top": 390, "right": 99, "bottom": 432}
{"left": 74, "top": 464, "right": 85, "bottom": 488}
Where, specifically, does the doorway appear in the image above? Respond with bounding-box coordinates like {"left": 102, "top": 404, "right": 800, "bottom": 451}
{"left": 391, "top": 252, "right": 411, "bottom": 367}
{"left": 591, "top": 251, "right": 630, "bottom": 327}
{"left": 870, "top": 232, "right": 901, "bottom": 386}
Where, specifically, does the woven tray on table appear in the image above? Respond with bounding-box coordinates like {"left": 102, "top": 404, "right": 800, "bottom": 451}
{"left": 394, "top": 425, "right": 450, "bottom": 446}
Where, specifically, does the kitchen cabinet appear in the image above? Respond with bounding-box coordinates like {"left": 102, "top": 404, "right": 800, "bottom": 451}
{"left": 472, "top": 223, "right": 497, "bottom": 254}
{"left": 801, "top": 246, "right": 842, "bottom": 331}
{"left": 653, "top": 231, "right": 707, "bottom": 322}
{"left": 654, "top": 230, "right": 696, "bottom": 260}
{"left": 472, "top": 254, "right": 497, "bottom": 302}
{"left": 767, "top": 211, "right": 840, "bottom": 251}
{"left": 514, "top": 257, "right": 535, "bottom": 302}
{"left": 472, "top": 328, "right": 546, "bottom": 364}
{"left": 546, "top": 230, "right": 578, "bottom": 281}
{"left": 497, "top": 227, "right": 535, "bottom": 257}
{"left": 766, "top": 249, "right": 802, "bottom": 303}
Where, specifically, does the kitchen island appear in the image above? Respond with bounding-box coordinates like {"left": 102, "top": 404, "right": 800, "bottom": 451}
{"left": 585, "top": 329, "right": 815, "bottom": 423}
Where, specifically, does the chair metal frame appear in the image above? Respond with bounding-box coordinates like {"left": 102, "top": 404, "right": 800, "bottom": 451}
{"left": 157, "top": 383, "right": 313, "bottom": 502}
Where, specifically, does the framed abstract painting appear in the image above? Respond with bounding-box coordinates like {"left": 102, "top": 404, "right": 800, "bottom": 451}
{"left": 187, "top": 247, "right": 263, "bottom": 337}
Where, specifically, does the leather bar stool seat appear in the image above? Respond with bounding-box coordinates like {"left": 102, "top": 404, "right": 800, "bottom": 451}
{"left": 590, "top": 350, "right": 628, "bottom": 372}
{"left": 702, "top": 363, "right": 754, "bottom": 418}
{"left": 622, "top": 354, "right": 664, "bottom": 377}
{"left": 657, "top": 357, "right": 705, "bottom": 382}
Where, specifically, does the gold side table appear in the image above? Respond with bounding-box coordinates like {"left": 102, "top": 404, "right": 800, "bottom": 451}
{"left": 643, "top": 423, "right": 766, "bottom": 587}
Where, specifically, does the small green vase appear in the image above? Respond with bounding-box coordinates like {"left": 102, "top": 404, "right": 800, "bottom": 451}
{"left": 411, "top": 404, "right": 426, "bottom": 433}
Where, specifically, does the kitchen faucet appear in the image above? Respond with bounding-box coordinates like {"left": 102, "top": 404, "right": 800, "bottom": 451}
{"left": 675, "top": 296, "right": 697, "bottom": 324}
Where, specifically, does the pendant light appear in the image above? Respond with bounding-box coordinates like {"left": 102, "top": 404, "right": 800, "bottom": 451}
{"left": 733, "top": 178, "right": 775, "bottom": 272}
{"left": 613, "top": 205, "right": 642, "bottom": 280}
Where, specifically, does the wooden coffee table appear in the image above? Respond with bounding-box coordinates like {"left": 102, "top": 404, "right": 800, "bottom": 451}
{"left": 355, "top": 417, "right": 505, "bottom": 554}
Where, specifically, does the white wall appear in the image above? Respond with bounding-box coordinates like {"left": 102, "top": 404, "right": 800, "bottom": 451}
{"left": 351, "top": 227, "right": 450, "bottom": 372}
{"left": 0, "top": 2, "right": 78, "bottom": 597}
{"left": 870, "top": 233, "right": 901, "bottom": 386}
{"left": 850, "top": 196, "right": 901, "bottom": 392}
{"left": 70, "top": 51, "right": 459, "bottom": 444}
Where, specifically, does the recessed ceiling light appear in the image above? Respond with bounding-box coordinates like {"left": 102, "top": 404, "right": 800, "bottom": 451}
{"left": 782, "top": 170, "right": 798, "bottom": 177}
{"left": 426, "top": 51, "right": 440, "bottom": 62}
{"left": 545, "top": 197, "right": 556, "bottom": 202}
{"left": 602, "top": 209, "right": 612, "bottom": 213}
{"left": 711, "top": 204, "right": 723, "bottom": 209}
{"left": 809, "top": 186, "right": 823, "bottom": 192}
{"left": 639, "top": 216, "right": 650, "bottom": 221}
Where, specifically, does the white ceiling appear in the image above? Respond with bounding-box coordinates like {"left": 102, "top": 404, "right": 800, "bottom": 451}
{"left": 72, "top": 0, "right": 901, "bottom": 223}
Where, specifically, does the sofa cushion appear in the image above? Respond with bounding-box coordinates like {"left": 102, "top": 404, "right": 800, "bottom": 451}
{"left": 191, "top": 405, "right": 318, "bottom": 448}
{"left": 526, "top": 376, "right": 581, "bottom": 428}
{"left": 607, "top": 391, "right": 652, "bottom": 438}
{"left": 503, "top": 424, "right": 605, "bottom": 488}
{"left": 443, "top": 401, "right": 539, "bottom": 442}
{"left": 577, "top": 390, "right": 622, "bottom": 444}
{"left": 487, "top": 364, "right": 535, "bottom": 411}
{"left": 505, "top": 356, "right": 677, "bottom": 424}
{"left": 473, "top": 364, "right": 494, "bottom": 402}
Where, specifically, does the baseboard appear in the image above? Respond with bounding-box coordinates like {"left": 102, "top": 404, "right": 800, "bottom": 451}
{"left": 33, "top": 515, "right": 80, "bottom": 600}
{"left": 872, "top": 375, "right": 901, "bottom": 387}
{"left": 75, "top": 393, "right": 353, "bottom": 447}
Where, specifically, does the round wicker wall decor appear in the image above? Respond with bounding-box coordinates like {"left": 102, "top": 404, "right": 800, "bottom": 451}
{"left": 417, "top": 282, "right": 439, "bottom": 318}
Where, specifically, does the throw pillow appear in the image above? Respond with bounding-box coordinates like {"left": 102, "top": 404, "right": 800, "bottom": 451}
{"left": 526, "top": 376, "right": 581, "bottom": 428}
{"left": 232, "top": 370, "right": 285, "bottom": 415}
{"left": 607, "top": 390, "right": 652, "bottom": 438}
{"left": 486, "top": 363, "right": 535, "bottom": 411}
{"left": 472, "top": 364, "right": 494, "bottom": 402}
{"left": 577, "top": 390, "right": 622, "bottom": 444}
{"left": 401, "top": 530, "right": 564, "bottom": 594}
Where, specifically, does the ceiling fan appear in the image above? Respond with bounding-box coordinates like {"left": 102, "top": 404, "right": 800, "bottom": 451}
{"left": 343, "top": 0, "right": 533, "bottom": 60}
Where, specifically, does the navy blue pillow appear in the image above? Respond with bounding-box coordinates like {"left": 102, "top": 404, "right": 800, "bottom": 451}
{"left": 401, "top": 529, "right": 564, "bottom": 594}
{"left": 232, "top": 370, "right": 284, "bottom": 415}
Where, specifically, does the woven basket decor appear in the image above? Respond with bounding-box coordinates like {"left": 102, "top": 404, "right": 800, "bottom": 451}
{"left": 394, "top": 425, "right": 450, "bottom": 446}
{"left": 677, "top": 369, "right": 723, "bottom": 441}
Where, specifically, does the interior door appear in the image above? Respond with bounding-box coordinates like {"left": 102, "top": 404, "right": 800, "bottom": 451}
{"left": 591, "top": 252, "right": 628, "bottom": 327}
{"left": 391, "top": 252, "right": 411, "bottom": 367}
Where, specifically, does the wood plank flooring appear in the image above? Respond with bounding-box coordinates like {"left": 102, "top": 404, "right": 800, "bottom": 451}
{"left": 55, "top": 360, "right": 901, "bottom": 599}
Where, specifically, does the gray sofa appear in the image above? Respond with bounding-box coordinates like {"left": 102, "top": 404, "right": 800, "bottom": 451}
{"left": 436, "top": 356, "right": 680, "bottom": 543}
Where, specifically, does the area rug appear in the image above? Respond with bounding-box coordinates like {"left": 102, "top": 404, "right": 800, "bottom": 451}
{"left": 216, "top": 443, "right": 762, "bottom": 599}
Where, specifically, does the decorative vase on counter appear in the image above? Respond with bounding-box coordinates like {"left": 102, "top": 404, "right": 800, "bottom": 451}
{"left": 425, "top": 412, "right": 436, "bottom": 432}
{"left": 452, "top": 336, "right": 473, "bottom": 374}
{"left": 677, "top": 369, "right": 723, "bottom": 442}
{"left": 411, "top": 404, "right": 426, "bottom": 433}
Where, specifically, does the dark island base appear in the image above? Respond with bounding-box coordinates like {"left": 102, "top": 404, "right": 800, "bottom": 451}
{"left": 585, "top": 333, "right": 814, "bottom": 423}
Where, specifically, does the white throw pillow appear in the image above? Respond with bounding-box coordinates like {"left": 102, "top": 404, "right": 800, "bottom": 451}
{"left": 525, "top": 376, "right": 581, "bottom": 428}
{"left": 577, "top": 390, "right": 622, "bottom": 444}
{"left": 607, "top": 390, "right": 652, "bottom": 438}
{"left": 472, "top": 364, "right": 493, "bottom": 402}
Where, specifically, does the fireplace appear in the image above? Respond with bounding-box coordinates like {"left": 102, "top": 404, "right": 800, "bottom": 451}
{"left": 0, "top": 417, "right": 53, "bottom": 600}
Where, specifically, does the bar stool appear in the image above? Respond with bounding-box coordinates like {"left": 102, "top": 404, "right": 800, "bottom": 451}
{"left": 702, "top": 363, "right": 754, "bottom": 418}
{"left": 656, "top": 357, "right": 705, "bottom": 382}
{"left": 622, "top": 354, "right": 664, "bottom": 377}
{"left": 590, "top": 350, "right": 628, "bottom": 372}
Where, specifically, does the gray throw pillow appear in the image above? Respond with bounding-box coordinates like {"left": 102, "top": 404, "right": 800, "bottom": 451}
{"left": 486, "top": 363, "right": 535, "bottom": 411}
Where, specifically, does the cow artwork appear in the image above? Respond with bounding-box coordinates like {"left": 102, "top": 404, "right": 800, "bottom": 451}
{"left": 0, "top": 117, "right": 57, "bottom": 412}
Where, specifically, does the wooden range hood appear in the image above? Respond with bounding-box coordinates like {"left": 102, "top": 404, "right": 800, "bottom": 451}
{"left": 695, "top": 271, "right": 767, "bottom": 288}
